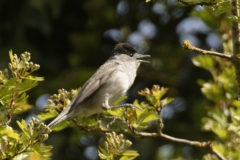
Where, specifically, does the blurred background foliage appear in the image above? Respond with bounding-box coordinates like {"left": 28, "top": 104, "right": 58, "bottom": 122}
{"left": 0, "top": 0, "right": 234, "bottom": 159}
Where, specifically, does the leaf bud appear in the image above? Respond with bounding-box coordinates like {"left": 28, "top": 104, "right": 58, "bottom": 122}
{"left": 34, "top": 64, "right": 40, "bottom": 69}
{"left": 8, "top": 63, "right": 12, "bottom": 70}
{"left": 125, "top": 140, "right": 132, "bottom": 148}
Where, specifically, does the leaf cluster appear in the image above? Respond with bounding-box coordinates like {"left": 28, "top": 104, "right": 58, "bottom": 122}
{"left": 0, "top": 51, "right": 51, "bottom": 160}
{"left": 0, "top": 51, "right": 44, "bottom": 125}
{"left": 0, "top": 118, "right": 52, "bottom": 160}
{"left": 193, "top": 54, "right": 240, "bottom": 159}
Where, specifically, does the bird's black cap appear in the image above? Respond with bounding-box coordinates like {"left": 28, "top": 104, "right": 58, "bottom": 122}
{"left": 113, "top": 43, "right": 136, "bottom": 57}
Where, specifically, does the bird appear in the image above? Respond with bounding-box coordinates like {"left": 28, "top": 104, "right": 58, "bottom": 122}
{"left": 48, "top": 43, "right": 150, "bottom": 128}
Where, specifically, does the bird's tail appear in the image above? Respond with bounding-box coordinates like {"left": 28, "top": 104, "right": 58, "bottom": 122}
{"left": 48, "top": 106, "right": 72, "bottom": 128}
{"left": 48, "top": 116, "right": 66, "bottom": 128}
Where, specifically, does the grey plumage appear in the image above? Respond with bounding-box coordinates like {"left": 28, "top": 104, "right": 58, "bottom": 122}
{"left": 48, "top": 43, "right": 150, "bottom": 128}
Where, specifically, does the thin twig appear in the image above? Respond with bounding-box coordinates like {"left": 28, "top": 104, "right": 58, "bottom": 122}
{"left": 178, "top": 0, "right": 217, "bottom": 6}
{"left": 182, "top": 40, "right": 232, "bottom": 59}
{"left": 71, "top": 119, "right": 90, "bottom": 131}
{"left": 212, "top": 148, "right": 226, "bottom": 160}
{"left": 7, "top": 92, "right": 18, "bottom": 125}
{"left": 160, "top": 133, "right": 225, "bottom": 160}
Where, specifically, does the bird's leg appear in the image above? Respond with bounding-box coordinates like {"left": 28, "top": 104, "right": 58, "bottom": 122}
{"left": 98, "top": 115, "right": 129, "bottom": 128}
{"left": 102, "top": 100, "right": 142, "bottom": 111}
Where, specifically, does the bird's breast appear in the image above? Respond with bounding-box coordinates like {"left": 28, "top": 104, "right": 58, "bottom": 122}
{"left": 104, "top": 69, "right": 136, "bottom": 104}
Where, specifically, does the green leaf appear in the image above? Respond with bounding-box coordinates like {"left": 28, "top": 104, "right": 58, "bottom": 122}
{"left": 13, "top": 103, "right": 33, "bottom": 115}
{"left": 2, "top": 77, "right": 18, "bottom": 88}
{"left": 32, "top": 143, "right": 53, "bottom": 158}
{"left": 135, "top": 108, "right": 143, "bottom": 121}
{"left": 13, "top": 151, "right": 51, "bottom": 160}
{"left": 232, "top": 100, "right": 240, "bottom": 108}
{"left": 14, "top": 92, "right": 28, "bottom": 105}
{"left": 9, "top": 50, "right": 15, "bottom": 68}
{"left": 206, "top": 111, "right": 228, "bottom": 139}
{"left": 236, "top": 53, "right": 240, "bottom": 58}
{"left": 102, "top": 95, "right": 128, "bottom": 116}
{"left": 12, "top": 152, "right": 31, "bottom": 160}
{"left": 145, "top": 95, "right": 157, "bottom": 106}
{"left": 0, "top": 78, "right": 18, "bottom": 101}
{"left": 133, "top": 100, "right": 143, "bottom": 119}
{"left": 228, "top": 124, "right": 240, "bottom": 136}
{"left": 0, "top": 79, "right": 38, "bottom": 99}
{"left": 38, "top": 109, "right": 59, "bottom": 121}
{"left": 15, "top": 79, "right": 38, "bottom": 93}
{"left": 98, "top": 146, "right": 112, "bottom": 159}
{"left": 18, "top": 60, "right": 25, "bottom": 70}
{"left": 131, "top": 110, "right": 159, "bottom": 128}
{"left": 24, "top": 75, "right": 44, "bottom": 81}
{"left": 17, "top": 120, "right": 30, "bottom": 138}
{"left": 228, "top": 15, "right": 240, "bottom": 23}
{"left": 211, "top": 1, "right": 235, "bottom": 15}
{"left": 212, "top": 142, "right": 225, "bottom": 155}
{"left": 120, "top": 150, "right": 139, "bottom": 160}
{"left": 114, "top": 95, "right": 127, "bottom": 105}
{"left": 212, "top": 121, "right": 227, "bottom": 139}
{"left": 153, "top": 87, "right": 168, "bottom": 100}
{"left": 76, "top": 116, "right": 98, "bottom": 128}
{"left": 192, "top": 55, "right": 214, "bottom": 70}
{"left": 141, "top": 112, "right": 159, "bottom": 124}
{"left": 104, "top": 107, "right": 125, "bottom": 116}
{"left": 0, "top": 126, "right": 20, "bottom": 140}
{"left": 191, "top": 9, "right": 219, "bottom": 29}
{"left": 201, "top": 81, "right": 224, "bottom": 102}
{"left": 161, "top": 97, "right": 174, "bottom": 107}
{"left": 50, "top": 121, "right": 70, "bottom": 131}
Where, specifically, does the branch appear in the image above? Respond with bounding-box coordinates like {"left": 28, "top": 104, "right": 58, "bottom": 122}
{"left": 231, "top": 0, "right": 240, "bottom": 56}
{"left": 158, "top": 132, "right": 225, "bottom": 160}
{"left": 182, "top": 40, "right": 232, "bottom": 59}
{"left": 135, "top": 119, "right": 225, "bottom": 160}
{"left": 72, "top": 119, "right": 91, "bottom": 132}
{"left": 231, "top": 0, "right": 240, "bottom": 98}
{"left": 74, "top": 115, "right": 226, "bottom": 160}
{"left": 178, "top": 0, "right": 217, "bottom": 7}
{"left": 132, "top": 131, "right": 226, "bottom": 160}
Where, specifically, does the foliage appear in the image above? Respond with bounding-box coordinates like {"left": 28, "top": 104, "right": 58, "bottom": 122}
{"left": 192, "top": 40, "right": 240, "bottom": 159}
{"left": 180, "top": 0, "right": 240, "bottom": 159}
{"left": 1, "top": 0, "right": 240, "bottom": 159}
{"left": 0, "top": 51, "right": 43, "bottom": 124}
{"left": 0, "top": 51, "right": 51, "bottom": 160}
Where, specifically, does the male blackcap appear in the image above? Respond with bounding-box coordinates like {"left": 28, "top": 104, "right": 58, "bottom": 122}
{"left": 48, "top": 43, "right": 150, "bottom": 128}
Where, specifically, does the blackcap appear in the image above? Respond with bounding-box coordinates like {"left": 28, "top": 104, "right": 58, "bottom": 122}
{"left": 48, "top": 43, "right": 150, "bottom": 128}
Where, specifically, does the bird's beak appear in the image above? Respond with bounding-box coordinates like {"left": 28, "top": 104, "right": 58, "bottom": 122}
{"left": 136, "top": 53, "right": 151, "bottom": 63}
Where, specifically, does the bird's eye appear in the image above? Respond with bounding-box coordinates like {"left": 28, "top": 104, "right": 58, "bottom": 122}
{"left": 130, "top": 53, "right": 134, "bottom": 57}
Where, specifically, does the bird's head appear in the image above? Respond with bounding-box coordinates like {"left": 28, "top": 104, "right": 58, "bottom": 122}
{"left": 112, "top": 43, "right": 150, "bottom": 63}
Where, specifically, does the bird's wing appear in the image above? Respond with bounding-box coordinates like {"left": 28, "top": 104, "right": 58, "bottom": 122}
{"left": 69, "top": 60, "right": 118, "bottom": 111}
{"left": 47, "top": 60, "right": 121, "bottom": 128}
